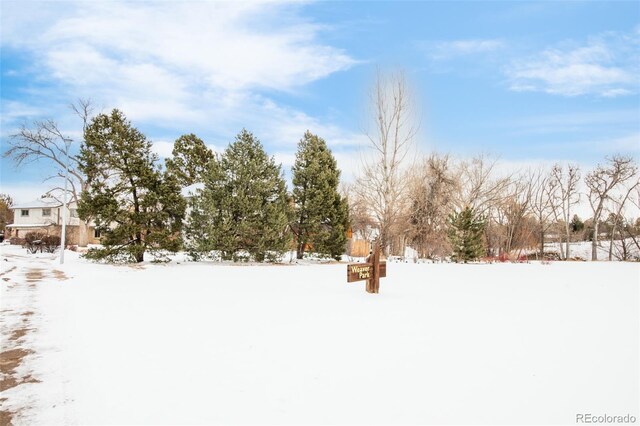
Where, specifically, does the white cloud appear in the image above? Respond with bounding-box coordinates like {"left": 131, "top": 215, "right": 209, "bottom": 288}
{"left": 425, "top": 39, "right": 505, "bottom": 60}
{"left": 593, "top": 132, "right": 640, "bottom": 154}
{"left": 501, "top": 109, "right": 640, "bottom": 135}
{"left": 506, "top": 32, "right": 639, "bottom": 97}
{"left": 1, "top": 1, "right": 358, "bottom": 145}
{"left": 150, "top": 139, "right": 226, "bottom": 161}
{"left": 8, "top": 1, "right": 355, "bottom": 91}
{"left": 149, "top": 140, "right": 176, "bottom": 159}
{"left": 0, "top": 182, "right": 53, "bottom": 205}
{"left": 0, "top": 101, "right": 46, "bottom": 127}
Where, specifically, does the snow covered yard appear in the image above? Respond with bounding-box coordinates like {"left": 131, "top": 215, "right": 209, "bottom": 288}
{"left": 1, "top": 244, "right": 638, "bottom": 425}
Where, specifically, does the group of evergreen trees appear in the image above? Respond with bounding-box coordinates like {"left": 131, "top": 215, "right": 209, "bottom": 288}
{"left": 77, "top": 109, "right": 349, "bottom": 263}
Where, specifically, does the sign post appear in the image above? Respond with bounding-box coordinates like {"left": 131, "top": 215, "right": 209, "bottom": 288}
{"left": 346, "top": 243, "right": 386, "bottom": 294}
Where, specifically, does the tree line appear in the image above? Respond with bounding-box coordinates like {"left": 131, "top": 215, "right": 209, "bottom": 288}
{"left": 347, "top": 150, "right": 640, "bottom": 262}
{"left": 345, "top": 71, "right": 640, "bottom": 262}
{"left": 4, "top": 106, "right": 349, "bottom": 263}
{"left": 4, "top": 73, "right": 639, "bottom": 263}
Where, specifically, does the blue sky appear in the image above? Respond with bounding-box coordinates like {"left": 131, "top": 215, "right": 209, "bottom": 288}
{"left": 1, "top": 0, "right": 639, "bottom": 203}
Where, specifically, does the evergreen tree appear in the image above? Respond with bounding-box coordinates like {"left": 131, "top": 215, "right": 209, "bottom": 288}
{"left": 0, "top": 194, "right": 13, "bottom": 234}
{"left": 186, "top": 129, "right": 290, "bottom": 262}
{"left": 165, "top": 133, "right": 214, "bottom": 187}
{"left": 78, "top": 109, "right": 185, "bottom": 263}
{"left": 447, "top": 206, "right": 485, "bottom": 263}
{"left": 571, "top": 214, "right": 584, "bottom": 234}
{"left": 292, "top": 131, "right": 349, "bottom": 260}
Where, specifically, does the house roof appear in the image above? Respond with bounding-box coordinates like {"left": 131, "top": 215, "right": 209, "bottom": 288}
{"left": 6, "top": 223, "right": 56, "bottom": 228}
{"left": 11, "top": 198, "right": 62, "bottom": 209}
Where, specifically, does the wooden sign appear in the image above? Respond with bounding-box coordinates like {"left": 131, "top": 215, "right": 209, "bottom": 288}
{"left": 346, "top": 262, "right": 386, "bottom": 282}
{"left": 346, "top": 243, "right": 386, "bottom": 294}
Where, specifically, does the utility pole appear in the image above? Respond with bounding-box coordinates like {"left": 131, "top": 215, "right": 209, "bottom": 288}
{"left": 60, "top": 139, "right": 71, "bottom": 264}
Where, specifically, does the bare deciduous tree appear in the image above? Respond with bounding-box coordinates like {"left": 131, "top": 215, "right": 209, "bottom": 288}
{"left": 353, "top": 70, "right": 418, "bottom": 255}
{"left": 549, "top": 163, "right": 581, "bottom": 260}
{"left": 530, "top": 168, "right": 558, "bottom": 259}
{"left": 585, "top": 155, "right": 638, "bottom": 260}
{"left": 454, "top": 155, "right": 511, "bottom": 217}
{"left": 605, "top": 174, "right": 640, "bottom": 260}
{"left": 4, "top": 99, "right": 94, "bottom": 246}
{"left": 342, "top": 182, "right": 377, "bottom": 242}
{"left": 407, "top": 153, "right": 458, "bottom": 259}
{"left": 493, "top": 172, "right": 535, "bottom": 258}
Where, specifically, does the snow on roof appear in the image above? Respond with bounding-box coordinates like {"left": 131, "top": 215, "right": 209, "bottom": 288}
{"left": 6, "top": 223, "right": 56, "bottom": 228}
{"left": 11, "top": 198, "right": 62, "bottom": 209}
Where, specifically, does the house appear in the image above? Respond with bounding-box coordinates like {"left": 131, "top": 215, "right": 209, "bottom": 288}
{"left": 5, "top": 198, "right": 101, "bottom": 246}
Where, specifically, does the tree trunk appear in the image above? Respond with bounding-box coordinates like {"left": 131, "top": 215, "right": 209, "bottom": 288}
{"left": 564, "top": 222, "right": 571, "bottom": 260}
{"left": 608, "top": 222, "right": 617, "bottom": 261}
{"left": 591, "top": 221, "right": 599, "bottom": 261}
{"left": 78, "top": 220, "right": 89, "bottom": 247}
{"left": 135, "top": 231, "right": 144, "bottom": 263}
{"left": 539, "top": 229, "right": 545, "bottom": 259}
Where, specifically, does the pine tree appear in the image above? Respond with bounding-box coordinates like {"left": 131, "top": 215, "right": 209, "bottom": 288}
{"left": 186, "top": 129, "right": 290, "bottom": 262}
{"left": 165, "top": 133, "right": 214, "bottom": 187}
{"left": 292, "top": 131, "right": 349, "bottom": 260}
{"left": 0, "top": 194, "right": 13, "bottom": 234}
{"left": 447, "top": 206, "right": 485, "bottom": 263}
{"left": 78, "top": 109, "right": 185, "bottom": 263}
{"left": 571, "top": 214, "right": 584, "bottom": 234}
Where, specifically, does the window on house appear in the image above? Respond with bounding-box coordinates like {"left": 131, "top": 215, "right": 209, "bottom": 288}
{"left": 94, "top": 228, "right": 101, "bottom": 238}
{"left": 42, "top": 208, "right": 51, "bottom": 216}
{"left": 21, "top": 210, "right": 29, "bottom": 217}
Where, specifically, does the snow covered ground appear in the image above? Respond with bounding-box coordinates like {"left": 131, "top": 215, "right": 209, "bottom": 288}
{"left": 1, "top": 244, "right": 638, "bottom": 425}
{"left": 544, "top": 239, "right": 640, "bottom": 261}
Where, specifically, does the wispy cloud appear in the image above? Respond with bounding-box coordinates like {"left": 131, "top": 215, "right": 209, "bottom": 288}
{"left": 594, "top": 132, "right": 640, "bottom": 154}
{"left": 424, "top": 38, "right": 505, "bottom": 60}
{"left": 500, "top": 109, "right": 640, "bottom": 135}
{"left": 0, "top": 1, "right": 358, "bottom": 151}
{"left": 0, "top": 101, "right": 47, "bottom": 129}
{"left": 506, "top": 31, "right": 639, "bottom": 97}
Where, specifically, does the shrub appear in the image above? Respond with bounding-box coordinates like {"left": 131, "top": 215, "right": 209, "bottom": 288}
{"left": 23, "top": 232, "right": 61, "bottom": 253}
{"left": 41, "top": 235, "right": 61, "bottom": 253}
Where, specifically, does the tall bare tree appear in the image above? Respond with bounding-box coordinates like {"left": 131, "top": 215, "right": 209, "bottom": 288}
{"left": 549, "top": 163, "right": 581, "bottom": 260}
{"left": 493, "top": 172, "right": 535, "bottom": 257}
{"left": 4, "top": 99, "right": 94, "bottom": 246}
{"left": 530, "top": 168, "right": 558, "bottom": 259}
{"left": 452, "top": 155, "right": 511, "bottom": 257}
{"left": 585, "top": 155, "right": 638, "bottom": 260}
{"left": 605, "top": 174, "right": 640, "bottom": 260}
{"left": 454, "top": 155, "right": 511, "bottom": 217}
{"left": 407, "top": 153, "right": 458, "bottom": 258}
{"left": 353, "top": 70, "right": 418, "bottom": 255}
{"left": 343, "top": 183, "right": 377, "bottom": 243}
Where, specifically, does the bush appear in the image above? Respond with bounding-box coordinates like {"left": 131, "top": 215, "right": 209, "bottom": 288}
{"left": 41, "top": 235, "right": 61, "bottom": 253}
{"left": 10, "top": 237, "right": 26, "bottom": 246}
{"left": 25, "top": 232, "right": 46, "bottom": 253}
{"left": 24, "top": 232, "right": 61, "bottom": 253}
{"left": 24, "top": 232, "right": 45, "bottom": 245}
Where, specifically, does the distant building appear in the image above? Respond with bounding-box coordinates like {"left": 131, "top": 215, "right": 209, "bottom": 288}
{"left": 5, "top": 198, "right": 101, "bottom": 245}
